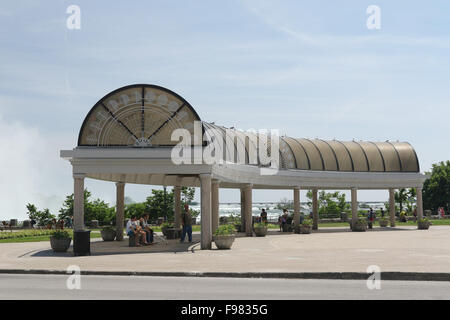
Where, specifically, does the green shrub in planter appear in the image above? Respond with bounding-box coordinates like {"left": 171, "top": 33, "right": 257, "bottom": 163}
{"left": 253, "top": 222, "right": 268, "bottom": 237}
{"left": 378, "top": 218, "right": 389, "bottom": 227}
{"left": 50, "top": 230, "right": 72, "bottom": 252}
{"left": 101, "top": 226, "right": 117, "bottom": 241}
{"left": 352, "top": 218, "right": 367, "bottom": 232}
{"left": 213, "top": 224, "right": 236, "bottom": 249}
{"left": 418, "top": 218, "right": 431, "bottom": 230}
{"left": 295, "top": 218, "right": 312, "bottom": 234}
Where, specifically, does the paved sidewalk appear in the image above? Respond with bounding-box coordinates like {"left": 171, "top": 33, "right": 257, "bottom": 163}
{"left": 1, "top": 226, "right": 449, "bottom": 276}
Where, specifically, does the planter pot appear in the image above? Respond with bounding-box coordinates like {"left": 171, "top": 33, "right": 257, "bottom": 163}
{"left": 352, "top": 221, "right": 367, "bottom": 232}
{"left": 50, "top": 236, "right": 72, "bottom": 252}
{"left": 379, "top": 220, "right": 389, "bottom": 227}
{"left": 214, "top": 235, "right": 235, "bottom": 249}
{"left": 101, "top": 229, "right": 116, "bottom": 241}
{"left": 253, "top": 226, "right": 267, "bottom": 237}
{"left": 163, "top": 227, "right": 181, "bottom": 239}
{"left": 418, "top": 221, "right": 430, "bottom": 230}
{"left": 299, "top": 225, "right": 312, "bottom": 234}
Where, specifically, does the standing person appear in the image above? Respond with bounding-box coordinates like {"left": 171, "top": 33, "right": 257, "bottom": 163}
{"left": 260, "top": 209, "right": 268, "bottom": 224}
{"left": 368, "top": 208, "right": 375, "bottom": 229}
{"left": 281, "top": 209, "right": 288, "bottom": 232}
{"left": 380, "top": 208, "right": 385, "bottom": 218}
{"left": 180, "top": 203, "right": 193, "bottom": 243}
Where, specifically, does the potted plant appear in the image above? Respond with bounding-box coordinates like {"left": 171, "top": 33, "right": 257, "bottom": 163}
{"left": 418, "top": 218, "right": 431, "bottom": 230}
{"left": 213, "top": 224, "right": 236, "bottom": 249}
{"left": 100, "top": 226, "right": 116, "bottom": 241}
{"left": 253, "top": 222, "right": 268, "bottom": 237}
{"left": 161, "top": 222, "right": 181, "bottom": 239}
{"left": 352, "top": 218, "right": 368, "bottom": 232}
{"left": 399, "top": 211, "right": 407, "bottom": 222}
{"left": 50, "top": 230, "right": 72, "bottom": 252}
{"left": 378, "top": 217, "right": 389, "bottom": 227}
{"left": 295, "top": 218, "right": 312, "bottom": 234}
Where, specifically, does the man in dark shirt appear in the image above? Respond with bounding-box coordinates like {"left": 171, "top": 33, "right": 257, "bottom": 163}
{"left": 180, "top": 203, "right": 193, "bottom": 243}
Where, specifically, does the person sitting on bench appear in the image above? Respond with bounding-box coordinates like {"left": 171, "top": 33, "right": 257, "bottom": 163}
{"left": 139, "top": 214, "right": 154, "bottom": 244}
{"left": 126, "top": 215, "right": 148, "bottom": 246}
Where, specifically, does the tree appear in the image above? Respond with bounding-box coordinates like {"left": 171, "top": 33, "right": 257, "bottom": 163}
{"left": 306, "top": 190, "right": 350, "bottom": 217}
{"left": 181, "top": 187, "right": 196, "bottom": 204}
{"left": 26, "top": 203, "right": 55, "bottom": 226}
{"left": 58, "top": 189, "right": 114, "bottom": 224}
{"left": 144, "top": 189, "right": 174, "bottom": 222}
{"left": 423, "top": 161, "right": 450, "bottom": 212}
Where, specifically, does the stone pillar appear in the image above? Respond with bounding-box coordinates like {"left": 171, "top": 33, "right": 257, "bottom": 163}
{"left": 244, "top": 184, "right": 253, "bottom": 236}
{"left": 211, "top": 179, "right": 220, "bottom": 234}
{"left": 312, "top": 188, "right": 318, "bottom": 230}
{"left": 389, "top": 188, "right": 396, "bottom": 227}
{"left": 200, "top": 174, "right": 212, "bottom": 250}
{"left": 293, "top": 187, "right": 300, "bottom": 227}
{"left": 351, "top": 187, "right": 358, "bottom": 228}
{"left": 416, "top": 187, "right": 423, "bottom": 220}
{"left": 115, "top": 182, "right": 125, "bottom": 241}
{"left": 73, "top": 174, "right": 85, "bottom": 231}
{"left": 240, "top": 188, "right": 246, "bottom": 231}
{"left": 174, "top": 185, "right": 182, "bottom": 229}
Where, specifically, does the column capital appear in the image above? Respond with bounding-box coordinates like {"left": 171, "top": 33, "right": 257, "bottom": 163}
{"left": 293, "top": 186, "right": 300, "bottom": 191}
{"left": 73, "top": 173, "right": 86, "bottom": 179}
{"left": 243, "top": 183, "right": 253, "bottom": 189}
{"left": 212, "top": 179, "right": 220, "bottom": 185}
{"left": 173, "top": 185, "right": 182, "bottom": 191}
{"left": 199, "top": 173, "right": 212, "bottom": 180}
{"left": 115, "top": 181, "right": 125, "bottom": 187}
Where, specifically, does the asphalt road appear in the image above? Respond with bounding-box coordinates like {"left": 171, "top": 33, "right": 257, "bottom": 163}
{"left": 0, "top": 274, "right": 449, "bottom": 300}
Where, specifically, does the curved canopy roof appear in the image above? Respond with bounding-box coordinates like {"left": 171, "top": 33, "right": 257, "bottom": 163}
{"left": 78, "top": 84, "right": 419, "bottom": 173}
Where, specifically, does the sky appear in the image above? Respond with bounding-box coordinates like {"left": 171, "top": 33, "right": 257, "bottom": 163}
{"left": 0, "top": 0, "right": 449, "bottom": 220}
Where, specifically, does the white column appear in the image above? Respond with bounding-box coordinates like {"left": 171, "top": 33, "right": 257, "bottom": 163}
{"left": 351, "top": 187, "right": 358, "bottom": 228}
{"left": 293, "top": 187, "right": 300, "bottom": 227}
{"left": 200, "top": 174, "right": 212, "bottom": 250}
{"left": 115, "top": 182, "right": 125, "bottom": 241}
{"left": 174, "top": 185, "right": 182, "bottom": 229}
{"left": 416, "top": 187, "right": 423, "bottom": 220}
{"left": 211, "top": 179, "right": 220, "bottom": 234}
{"left": 389, "top": 188, "right": 396, "bottom": 227}
{"left": 240, "top": 187, "right": 246, "bottom": 231}
{"left": 73, "top": 174, "right": 85, "bottom": 231}
{"left": 312, "top": 188, "right": 318, "bottom": 230}
{"left": 244, "top": 184, "right": 253, "bottom": 236}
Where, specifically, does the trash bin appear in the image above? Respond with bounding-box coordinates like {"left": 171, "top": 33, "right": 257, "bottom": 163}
{"left": 73, "top": 230, "right": 91, "bottom": 256}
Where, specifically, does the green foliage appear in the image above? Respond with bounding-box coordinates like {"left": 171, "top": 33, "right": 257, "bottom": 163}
{"left": 145, "top": 188, "right": 174, "bottom": 221}
{"left": 423, "top": 161, "right": 450, "bottom": 212}
{"left": 395, "top": 188, "right": 416, "bottom": 213}
{"left": 58, "top": 189, "right": 115, "bottom": 224}
{"left": 51, "top": 230, "right": 71, "bottom": 239}
{"left": 26, "top": 204, "right": 55, "bottom": 226}
{"left": 161, "top": 222, "right": 174, "bottom": 229}
{"left": 306, "top": 190, "right": 350, "bottom": 216}
{"left": 254, "top": 222, "right": 267, "bottom": 228}
{"left": 125, "top": 202, "right": 146, "bottom": 219}
{"left": 301, "top": 218, "right": 312, "bottom": 226}
{"left": 181, "top": 187, "right": 196, "bottom": 204}
{"left": 0, "top": 229, "right": 56, "bottom": 240}
{"left": 214, "top": 224, "right": 236, "bottom": 236}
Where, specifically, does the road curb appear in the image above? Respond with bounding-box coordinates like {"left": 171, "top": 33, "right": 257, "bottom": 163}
{"left": 1, "top": 269, "right": 450, "bottom": 281}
